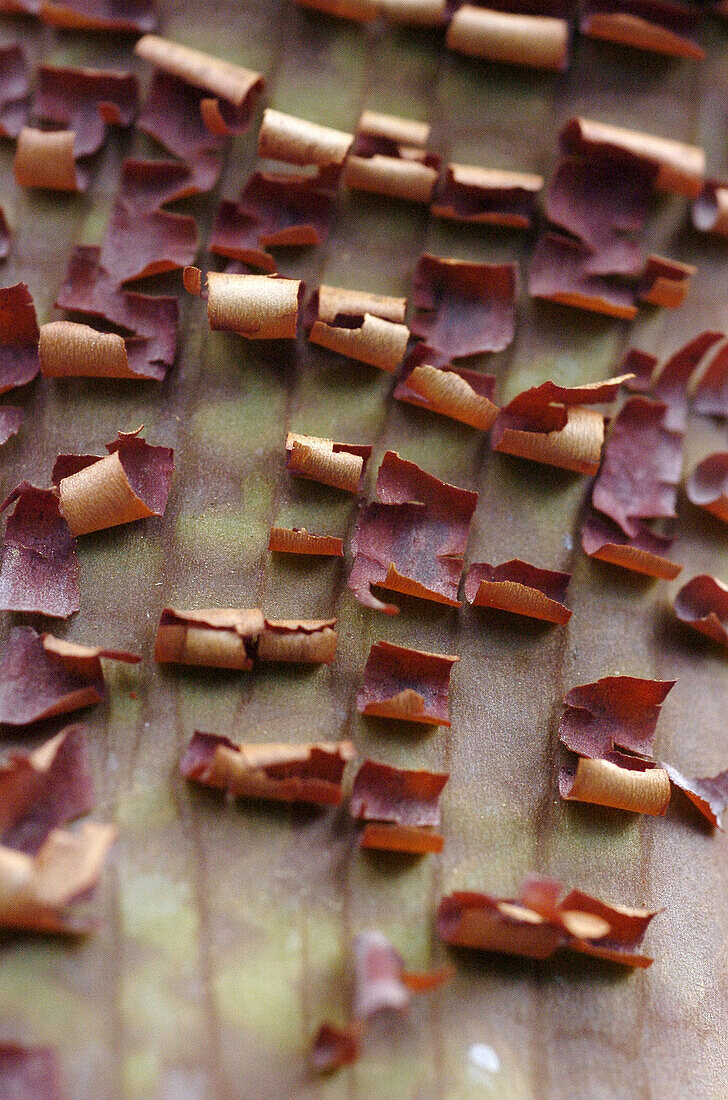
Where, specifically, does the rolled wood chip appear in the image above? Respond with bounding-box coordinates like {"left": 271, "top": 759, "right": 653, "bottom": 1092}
{"left": 39, "top": 321, "right": 161, "bottom": 381}
{"left": 0, "top": 1043, "right": 62, "bottom": 1100}
{"left": 446, "top": 5, "right": 570, "bottom": 70}
{"left": 412, "top": 253, "right": 517, "bottom": 357}
{"left": 350, "top": 759, "right": 448, "bottom": 827}
{"left": 0, "top": 406, "right": 22, "bottom": 445}
{"left": 638, "top": 254, "right": 695, "bottom": 309}
{"left": 155, "top": 608, "right": 337, "bottom": 668}
{"left": 357, "top": 110, "right": 430, "bottom": 148}
{"left": 258, "top": 108, "right": 354, "bottom": 172}
{"left": 394, "top": 350, "right": 499, "bottom": 431}
{"left": 560, "top": 116, "right": 705, "bottom": 198}
{"left": 686, "top": 453, "right": 728, "bottom": 523}
{"left": 285, "top": 432, "right": 371, "bottom": 493}
{"left": 359, "top": 822, "right": 444, "bottom": 853}
{"left": 186, "top": 268, "right": 301, "bottom": 340}
{"left": 0, "top": 484, "right": 79, "bottom": 618}
{"left": 559, "top": 756, "right": 671, "bottom": 815}
{"left": 56, "top": 430, "right": 174, "bottom": 536}
{"left": 379, "top": 0, "right": 448, "bottom": 24}
{"left": 673, "top": 574, "right": 728, "bottom": 647}
{"left": 181, "top": 732, "right": 354, "bottom": 806}
{"left": 0, "top": 820, "right": 116, "bottom": 933}
{"left": 0, "top": 283, "right": 40, "bottom": 395}
{"left": 357, "top": 640, "right": 458, "bottom": 726}
{"left": 559, "top": 676, "right": 675, "bottom": 759}
{"left": 581, "top": 509, "right": 681, "bottom": 579}
{"left": 693, "top": 340, "right": 728, "bottom": 417}
{"left": 0, "top": 42, "right": 30, "bottom": 139}
{"left": 664, "top": 765, "right": 728, "bottom": 828}
{"left": 345, "top": 110, "right": 438, "bottom": 204}
{"left": 307, "top": 283, "right": 409, "bottom": 370}
{"left": 296, "top": 0, "right": 378, "bottom": 20}
{"left": 13, "top": 127, "right": 84, "bottom": 192}
{"left": 491, "top": 406, "right": 606, "bottom": 475}
{"left": 580, "top": 0, "right": 704, "bottom": 60}
{"left": 432, "top": 163, "right": 543, "bottom": 228}
{"left": 692, "top": 180, "right": 728, "bottom": 238}
{"left": 529, "top": 231, "right": 638, "bottom": 319}
{"left": 38, "top": 0, "right": 157, "bottom": 32}
{"left": 464, "top": 560, "right": 572, "bottom": 624}
{"left": 0, "top": 627, "right": 139, "bottom": 727}
{"left": 438, "top": 891, "right": 563, "bottom": 958}
{"left": 311, "top": 1022, "right": 361, "bottom": 1073}
{"left": 134, "top": 35, "right": 264, "bottom": 136}
{"left": 268, "top": 527, "right": 344, "bottom": 556}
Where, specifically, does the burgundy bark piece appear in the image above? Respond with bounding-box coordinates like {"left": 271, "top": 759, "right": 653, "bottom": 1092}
{"left": 431, "top": 164, "right": 542, "bottom": 229}
{"left": 591, "top": 396, "right": 683, "bottom": 537}
{"left": 0, "top": 626, "right": 140, "bottom": 727}
{"left": 692, "top": 179, "right": 728, "bottom": 238}
{"left": 464, "top": 559, "right": 572, "bottom": 624}
{"left": 686, "top": 453, "right": 728, "bottom": 524}
{"left": 181, "top": 731, "right": 353, "bottom": 807}
{"left": 37, "top": 0, "right": 157, "bottom": 32}
{"left": 559, "top": 676, "right": 675, "bottom": 759}
{"left": 637, "top": 254, "right": 694, "bottom": 310}
{"left": 0, "top": 725, "right": 93, "bottom": 853}
{"left": 664, "top": 765, "right": 728, "bottom": 828}
{"left": 393, "top": 345, "right": 498, "bottom": 431}
{"left": 0, "top": 406, "right": 23, "bottom": 445}
{"left": 673, "top": 574, "right": 728, "bottom": 647}
{"left": 137, "top": 73, "right": 225, "bottom": 195}
{"left": 357, "top": 640, "right": 459, "bottom": 726}
{"left": 580, "top": 0, "right": 704, "bottom": 59}
{"left": 353, "top": 930, "right": 411, "bottom": 1018}
{"left": 544, "top": 155, "right": 656, "bottom": 276}
{"left": 0, "top": 43, "right": 29, "bottom": 139}
{"left": 0, "top": 484, "right": 80, "bottom": 618}
{"left": 100, "top": 198, "right": 198, "bottom": 287}
{"left": 311, "top": 1023, "right": 361, "bottom": 1073}
{"left": 55, "top": 246, "right": 179, "bottom": 379}
{"left": 210, "top": 172, "right": 334, "bottom": 273}
{"left": 349, "top": 451, "right": 478, "bottom": 614}
{"left": 648, "top": 331, "right": 725, "bottom": 432}
{"left": 529, "top": 231, "right": 638, "bottom": 319}
{"left": 350, "top": 759, "right": 448, "bottom": 827}
{"left": 411, "top": 254, "right": 518, "bottom": 357}
{"left": 438, "top": 876, "right": 656, "bottom": 966}
{"left": 0, "top": 205, "right": 9, "bottom": 259}
{"left": 0, "top": 1044, "right": 62, "bottom": 1100}
{"left": 693, "top": 341, "right": 728, "bottom": 418}
{"left": 0, "top": 283, "right": 41, "bottom": 395}
{"left": 622, "top": 346, "right": 658, "bottom": 393}
{"left": 34, "top": 64, "right": 138, "bottom": 158}
{"left": 581, "top": 508, "right": 681, "bottom": 580}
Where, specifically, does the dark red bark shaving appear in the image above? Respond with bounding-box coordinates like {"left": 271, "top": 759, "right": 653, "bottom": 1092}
{"left": 0, "top": 406, "right": 23, "bottom": 445}
{"left": 580, "top": 0, "right": 703, "bottom": 58}
{"left": 647, "top": 332, "right": 725, "bottom": 431}
{"left": 349, "top": 451, "right": 478, "bottom": 614}
{"left": 210, "top": 172, "right": 334, "bottom": 273}
{"left": 580, "top": 508, "right": 679, "bottom": 579}
{"left": 622, "top": 346, "right": 657, "bottom": 392}
{"left": 686, "top": 453, "right": 728, "bottom": 521}
{"left": 693, "top": 341, "right": 728, "bottom": 418}
{"left": 0, "top": 43, "right": 30, "bottom": 139}
{"left": 0, "top": 626, "right": 139, "bottom": 727}
{"left": 394, "top": 343, "right": 496, "bottom": 411}
{"left": 591, "top": 396, "right": 682, "bottom": 537}
{"left": 673, "top": 574, "right": 728, "bottom": 648}
{"left": 431, "top": 166, "right": 540, "bottom": 229}
{"left": 0, "top": 484, "right": 79, "bottom": 618}
{"left": 350, "top": 759, "right": 448, "bottom": 827}
{"left": 411, "top": 254, "right": 518, "bottom": 358}
{"left": 559, "top": 676, "right": 675, "bottom": 759}
{"left": 501, "top": 374, "right": 626, "bottom": 424}
{"left": 0, "top": 725, "right": 93, "bottom": 853}
{"left": 357, "top": 640, "right": 458, "bottom": 726}
{"left": 311, "top": 1023, "right": 361, "bottom": 1073}
{"left": 0, "top": 283, "right": 40, "bottom": 395}
{"left": 39, "top": 0, "right": 157, "bottom": 33}
{"left": 545, "top": 155, "right": 655, "bottom": 275}
{"left": 664, "top": 765, "right": 728, "bottom": 828}
{"left": 34, "top": 65, "right": 138, "bottom": 158}
{"left": 529, "top": 231, "right": 638, "bottom": 318}
{"left": 0, "top": 1044, "right": 62, "bottom": 1100}
{"left": 137, "top": 73, "right": 224, "bottom": 195}
{"left": 464, "top": 559, "right": 572, "bottom": 623}
{"left": 53, "top": 430, "right": 174, "bottom": 518}
{"left": 0, "top": 206, "right": 9, "bottom": 259}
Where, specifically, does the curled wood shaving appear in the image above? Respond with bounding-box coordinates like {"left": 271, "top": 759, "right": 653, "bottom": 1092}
{"left": 432, "top": 163, "right": 543, "bottom": 228}
{"left": 186, "top": 267, "right": 302, "bottom": 339}
{"left": 559, "top": 756, "right": 671, "bottom": 815}
{"left": 258, "top": 108, "right": 353, "bottom": 170}
{"left": 268, "top": 527, "right": 344, "bottom": 556}
{"left": 154, "top": 608, "right": 338, "bottom": 667}
{"left": 40, "top": 321, "right": 146, "bottom": 380}
{"left": 394, "top": 359, "right": 499, "bottom": 431}
{"left": 13, "top": 127, "right": 82, "bottom": 191}
{"left": 296, "top": 0, "right": 378, "bottom": 19}
{"left": 446, "top": 5, "right": 570, "bottom": 71}
{"left": 285, "top": 432, "right": 369, "bottom": 493}
{"left": 673, "top": 574, "right": 728, "bottom": 647}
{"left": 464, "top": 560, "right": 572, "bottom": 624}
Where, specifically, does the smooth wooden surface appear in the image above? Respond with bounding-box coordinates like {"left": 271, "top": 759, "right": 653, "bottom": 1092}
{"left": 1, "top": 5, "right": 727, "bottom": 1097}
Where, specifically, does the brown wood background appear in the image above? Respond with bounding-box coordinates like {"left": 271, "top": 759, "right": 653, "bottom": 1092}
{"left": 1, "top": 3, "right": 727, "bottom": 1097}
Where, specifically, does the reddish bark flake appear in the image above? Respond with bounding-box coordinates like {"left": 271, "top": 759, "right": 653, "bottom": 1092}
{"left": 0, "top": 283, "right": 41, "bottom": 395}
{"left": 664, "top": 764, "right": 728, "bottom": 828}
{"left": 393, "top": 344, "right": 498, "bottom": 431}
{"left": 464, "top": 559, "right": 572, "bottom": 624}
{"left": 591, "top": 396, "right": 683, "bottom": 537}
{"left": 431, "top": 163, "right": 543, "bottom": 229}
{"left": 0, "top": 626, "right": 140, "bottom": 727}
{"left": 311, "top": 1022, "right": 361, "bottom": 1074}
{"left": 0, "top": 406, "right": 23, "bottom": 446}
{"left": 647, "top": 331, "right": 725, "bottom": 431}
{"left": 637, "top": 254, "right": 694, "bottom": 310}
{"left": 691, "top": 340, "right": 728, "bottom": 419}
{"left": 673, "top": 574, "right": 728, "bottom": 648}
{"left": 38, "top": 0, "right": 157, "bottom": 33}
{"left": 411, "top": 253, "right": 518, "bottom": 357}
{"left": 580, "top": 508, "right": 681, "bottom": 579}
{"left": 529, "top": 231, "right": 638, "bottom": 319}
{"left": 580, "top": 0, "right": 704, "bottom": 60}
{"left": 350, "top": 759, "right": 448, "bottom": 828}
{"left": 0, "top": 43, "right": 29, "bottom": 139}
{"left": 0, "top": 1044, "right": 62, "bottom": 1100}
{"left": 34, "top": 64, "right": 138, "bottom": 157}
{"left": 353, "top": 929, "right": 451, "bottom": 1019}
{"left": 438, "top": 875, "right": 656, "bottom": 967}
{"left": 559, "top": 676, "right": 675, "bottom": 759}
{"left": 357, "top": 640, "right": 458, "bottom": 726}
{"left": 137, "top": 73, "right": 224, "bottom": 194}
{"left": 349, "top": 451, "right": 478, "bottom": 614}
{"left": 0, "top": 484, "right": 80, "bottom": 618}
{"left": 0, "top": 726, "right": 93, "bottom": 853}
{"left": 686, "top": 453, "right": 728, "bottom": 523}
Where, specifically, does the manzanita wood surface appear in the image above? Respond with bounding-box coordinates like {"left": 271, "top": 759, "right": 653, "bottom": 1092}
{"left": 1, "top": 3, "right": 727, "bottom": 1097}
